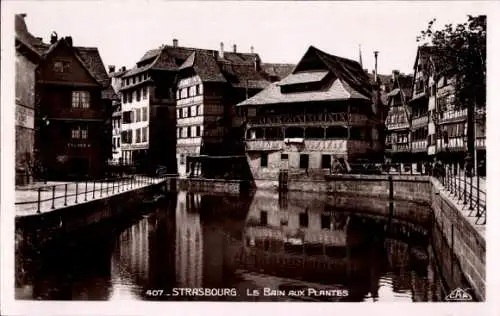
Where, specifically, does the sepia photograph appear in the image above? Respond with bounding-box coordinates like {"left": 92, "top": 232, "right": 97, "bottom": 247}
{"left": 1, "top": 1, "right": 499, "bottom": 315}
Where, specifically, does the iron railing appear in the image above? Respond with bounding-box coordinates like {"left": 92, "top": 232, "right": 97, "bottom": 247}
{"left": 15, "top": 174, "right": 176, "bottom": 214}
{"left": 328, "top": 161, "right": 486, "bottom": 225}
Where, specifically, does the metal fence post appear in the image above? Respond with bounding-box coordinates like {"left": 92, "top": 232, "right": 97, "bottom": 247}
{"left": 112, "top": 180, "right": 115, "bottom": 194}
{"left": 100, "top": 180, "right": 103, "bottom": 197}
{"left": 37, "top": 187, "right": 41, "bottom": 213}
{"left": 84, "top": 180, "right": 88, "bottom": 202}
{"left": 51, "top": 185, "right": 56, "bottom": 209}
{"left": 454, "top": 163, "right": 457, "bottom": 196}
{"left": 64, "top": 184, "right": 68, "bottom": 206}
{"left": 93, "top": 180, "right": 96, "bottom": 199}
{"left": 458, "top": 165, "right": 462, "bottom": 201}
{"left": 75, "top": 182, "right": 79, "bottom": 204}
{"left": 476, "top": 175, "right": 480, "bottom": 218}
{"left": 469, "top": 173, "right": 473, "bottom": 210}
{"left": 106, "top": 180, "right": 109, "bottom": 195}
{"left": 463, "top": 168, "right": 467, "bottom": 205}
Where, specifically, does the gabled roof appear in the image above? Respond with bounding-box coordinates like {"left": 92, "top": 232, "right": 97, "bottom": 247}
{"left": 15, "top": 14, "right": 50, "bottom": 55}
{"left": 261, "top": 63, "right": 295, "bottom": 81}
{"left": 179, "top": 51, "right": 227, "bottom": 83}
{"left": 302, "top": 46, "right": 373, "bottom": 98}
{"left": 237, "top": 46, "right": 372, "bottom": 107}
{"left": 74, "top": 47, "right": 111, "bottom": 87}
{"left": 278, "top": 71, "right": 329, "bottom": 86}
{"left": 237, "top": 75, "right": 369, "bottom": 107}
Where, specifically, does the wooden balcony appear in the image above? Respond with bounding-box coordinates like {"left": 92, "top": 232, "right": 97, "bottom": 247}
{"left": 438, "top": 108, "right": 467, "bottom": 124}
{"left": 386, "top": 122, "right": 410, "bottom": 131}
{"left": 385, "top": 143, "right": 411, "bottom": 153}
{"left": 476, "top": 137, "right": 486, "bottom": 150}
{"left": 245, "top": 139, "right": 349, "bottom": 153}
{"left": 411, "top": 116, "right": 428, "bottom": 128}
{"left": 247, "top": 112, "right": 368, "bottom": 127}
{"left": 411, "top": 140, "right": 427, "bottom": 152}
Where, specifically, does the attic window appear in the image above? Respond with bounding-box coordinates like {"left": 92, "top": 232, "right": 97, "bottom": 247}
{"left": 54, "top": 61, "right": 70, "bottom": 73}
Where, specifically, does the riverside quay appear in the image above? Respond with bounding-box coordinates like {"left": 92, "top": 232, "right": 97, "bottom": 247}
{"left": 11, "top": 6, "right": 487, "bottom": 306}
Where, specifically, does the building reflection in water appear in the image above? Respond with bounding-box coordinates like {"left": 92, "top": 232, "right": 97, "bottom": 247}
{"left": 175, "top": 191, "right": 203, "bottom": 289}
{"left": 238, "top": 190, "right": 441, "bottom": 302}
{"left": 15, "top": 190, "right": 475, "bottom": 302}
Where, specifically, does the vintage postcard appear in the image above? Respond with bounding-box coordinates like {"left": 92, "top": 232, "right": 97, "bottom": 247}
{"left": 1, "top": 1, "right": 499, "bottom": 316}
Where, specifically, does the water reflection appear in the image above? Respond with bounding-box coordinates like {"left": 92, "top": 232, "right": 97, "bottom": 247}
{"left": 15, "top": 190, "right": 475, "bottom": 302}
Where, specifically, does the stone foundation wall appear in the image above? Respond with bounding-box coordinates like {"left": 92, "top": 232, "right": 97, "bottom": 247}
{"left": 429, "top": 178, "right": 485, "bottom": 301}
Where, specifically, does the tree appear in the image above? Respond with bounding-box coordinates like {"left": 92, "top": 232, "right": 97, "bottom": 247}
{"left": 417, "top": 15, "right": 486, "bottom": 109}
{"left": 417, "top": 15, "right": 486, "bottom": 173}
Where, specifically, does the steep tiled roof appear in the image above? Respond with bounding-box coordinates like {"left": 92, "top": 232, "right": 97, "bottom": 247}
{"left": 310, "top": 46, "right": 373, "bottom": 98}
{"left": 261, "top": 63, "right": 295, "bottom": 81}
{"left": 278, "top": 71, "right": 329, "bottom": 86}
{"left": 237, "top": 46, "right": 373, "bottom": 107}
{"left": 237, "top": 77, "right": 369, "bottom": 107}
{"left": 75, "top": 47, "right": 111, "bottom": 87}
{"left": 15, "top": 14, "right": 49, "bottom": 55}
{"left": 180, "top": 51, "right": 227, "bottom": 82}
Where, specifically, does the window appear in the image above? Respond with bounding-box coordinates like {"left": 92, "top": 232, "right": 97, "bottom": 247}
{"left": 183, "top": 108, "right": 188, "bottom": 118}
{"left": 260, "top": 211, "right": 268, "bottom": 226}
{"left": 117, "top": 138, "right": 120, "bottom": 148}
{"left": 142, "top": 107, "right": 148, "bottom": 121}
{"left": 187, "top": 126, "right": 191, "bottom": 138}
{"left": 142, "top": 127, "right": 148, "bottom": 142}
{"left": 71, "top": 125, "right": 87, "bottom": 139}
{"left": 177, "top": 128, "right": 181, "bottom": 138}
{"left": 135, "top": 109, "right": 141, "bottom": 122}
{"left": 122, "top": 94, "right": 127, "bottom": 104}
{"left": 321, "top": 214, "right": 331, "bottom": 230}
{"left": 281, "top": 154, "right": 288, "bottom": 160}
{"left": 196, "top": 105, "right": 201, "bottom": 116}
{"left": 299, "top": 154, "right": 309, "bottom": 169}
{"left": 260, "top": 152, "right": 268, "bottom": 167}
{"left": 72, "top": 91, "right": 90, "bottom": 108}
{"left": 133, "top": 76, "right": 136, "bottom": 84}
{"left": 299, "top": 212, "right": 309, "bottom": 228}
{"left": 122, "top": 111, "right": 133, "bottom": 124}
{"left": 135, "top": 128, "right": 141, "bottom": 143}
{"left": 142, "top": 87, "right": 147, "bottom": 100}
{"left": 178, "top": 109, "right": 182, "bottom": 119}
{"left": 321, "top": 155, "right": 331, "bottom": 169}
{"left": 136, "top": 89, "right": 141, "bottom": 101}
{"left": 191, "top": 106, "right": 196, "bottom": 117}
{"left": 180, "top": 154, "right": 185, "bottom": 164}
{"left": 177, "top": 90, "right": 180, "bottom": 100}
{"left": 54, "top": 61, "right": 70, "bottom": 73}
{"left": 196, "top": 126, "right": 201, "bottom": 137}
{"left": 196, "top": 85, "right": 200, "bottom": 95}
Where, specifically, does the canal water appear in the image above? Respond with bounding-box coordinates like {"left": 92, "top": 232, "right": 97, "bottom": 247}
{"left": 15, "top": 190, "right": 476, "bottom": 302}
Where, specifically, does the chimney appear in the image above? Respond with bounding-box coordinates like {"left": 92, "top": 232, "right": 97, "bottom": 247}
{"left": 50, "top": 31, "right": 58, "bottom": 44}
{"left": 65, "top": 36, "right": 73, "bottom": 47}
{"left": 121, "top": 66, "right": 126, "bottom": 72}
{"left": 109, "top": 65, "right": 116, "bottom": 73}
{"left": 173, "top": 39, "right": 178, "bottom": 47}
{"left": 250, "top": 46, "right": 254, "bottom": 54}
{"left": 219, "top": 42, "right": 224, "bottom": 59}
{"left": 374, "top": 51, "right": 379, "bottom": 83}
{"left": 392, "top": 69, "right": 400, "bottom": 81}
{"left": 233, "top": 44, "right": 237, "bottom": 53}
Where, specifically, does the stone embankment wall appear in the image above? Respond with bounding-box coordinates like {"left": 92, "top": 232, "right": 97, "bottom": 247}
{"left": 254, "top": 174, "right": 484, "bottom": 301}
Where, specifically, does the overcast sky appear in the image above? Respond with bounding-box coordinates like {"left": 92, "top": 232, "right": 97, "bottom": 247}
{"left": 6, "top": 1, "right": 491, "bottom": 75}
